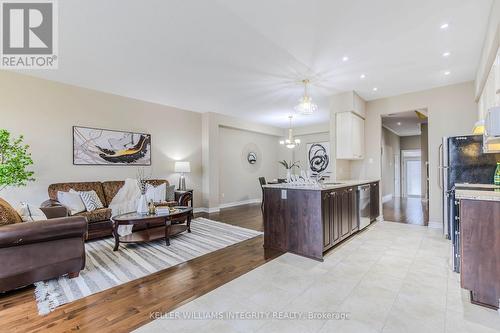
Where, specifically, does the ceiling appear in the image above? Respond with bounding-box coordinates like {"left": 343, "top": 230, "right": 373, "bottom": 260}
{"left": 382, "top": 110, "right": 428, "bottom": 136}
{"left": 22, "top": 0, "right": 491, "bottom": 128}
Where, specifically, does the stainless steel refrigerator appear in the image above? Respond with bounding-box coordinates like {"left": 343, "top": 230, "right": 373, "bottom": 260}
{"left": 439, "top": 135, "right": 500, "bottom": 271}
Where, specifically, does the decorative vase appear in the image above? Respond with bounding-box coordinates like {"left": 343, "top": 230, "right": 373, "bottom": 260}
{"left": 137, "top": 194, "right": 148, "bottom": 215}
{"left": 286, "top": 170, "right": 291, "bottom": 183}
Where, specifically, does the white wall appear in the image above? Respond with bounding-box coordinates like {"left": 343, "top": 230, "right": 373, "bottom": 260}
{"left": 291, "top": 122, "right": 330, "bottom": 176}
{"left": 400, "top": 135, "right": 421, "bottom": 150}
{"left": 292, "top": 132, "right": 330, "bottom": 173}
{"left": 0, "top": 71, "right": 203, "bottom": 208}
{"left": 218, "top": 126, "right": 280, "bottom": 205}
{"left": 351, "top": 81, "right": 477, "bottom": 225}
{"left": 381, "top": 128, "right": 400, "bottom": 198}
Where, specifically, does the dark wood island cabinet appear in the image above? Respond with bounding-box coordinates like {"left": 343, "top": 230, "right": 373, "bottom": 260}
{"left": 263, "top": 181, "right": 379, "bottom": 261}
{"left": 459, "top": 197, "right": 500, "bottom": 310}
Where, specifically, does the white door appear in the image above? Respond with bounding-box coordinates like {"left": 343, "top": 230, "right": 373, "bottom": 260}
{"left": 405, "top": 160, "right": 422, "bottom": 196}
{"left": 401, "top": 150, "right": 422, "bottom": 197}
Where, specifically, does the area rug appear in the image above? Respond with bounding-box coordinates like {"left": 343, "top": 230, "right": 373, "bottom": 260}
{"left": 34, "top": 217, "right": 262, "bottom": 315}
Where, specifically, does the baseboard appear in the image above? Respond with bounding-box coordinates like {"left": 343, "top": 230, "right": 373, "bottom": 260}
{"left": 427, "top": 221, "right": 443, "bottom": 229}
{"left": 382, "top": 194, "right": 393, "bottom": 203}
{"left": 195, "top": 199, "right": 260, "bottom": 214}
{"left": 194, "top": 207, "right": 220, "bottom": 214}
{"left": 219, "top": 198, "right": 261, "bottom": 209}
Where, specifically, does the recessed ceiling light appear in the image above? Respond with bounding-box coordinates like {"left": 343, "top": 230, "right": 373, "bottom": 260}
{"left": 342, "top": 56, "right": 349, "bottom": 62}
{"left": 442, "top": 52, "right": 450, "bottom": 57}
{"left": 397, "top": 122, "right": 402, "bottom": 126}
{"left": 360, "top": 74, "right": 366, "bottom": 79}
{"left": 372, "top": 87, "right": 378, "bottom": 92}
{"left": 444, "top": 71, "right": 451, "bottom": 76}
{"left": 440, "top": 23, "right": 449, "bottom": 30}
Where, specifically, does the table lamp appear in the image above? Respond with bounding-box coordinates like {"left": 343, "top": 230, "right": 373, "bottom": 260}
{"left": 174, "top": 161, "right": 191, "bottom": 191}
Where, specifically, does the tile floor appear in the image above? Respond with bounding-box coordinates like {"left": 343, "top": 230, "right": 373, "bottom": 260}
{"left": 135, "top": 221, "right": 500, "bottom": 333}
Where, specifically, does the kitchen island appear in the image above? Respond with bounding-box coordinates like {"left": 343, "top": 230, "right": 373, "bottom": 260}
{"left": 263, "top": 180, "right": 380, "bottom": 261}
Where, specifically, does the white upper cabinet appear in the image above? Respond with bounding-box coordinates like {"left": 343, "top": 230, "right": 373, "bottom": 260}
{"left": 478, "top": 47, "right": 500, "bottom": 120}
{"left": 331, "top": 91, "right": 366, "bottom": 118}
{"left": 336, "top": 111, "right": 365, "bottom": 160}
{"left": 495, "top": 51, "right": 500, "bottom": 105}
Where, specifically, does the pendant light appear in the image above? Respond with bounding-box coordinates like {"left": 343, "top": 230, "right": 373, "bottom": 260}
{"left": 279, "top": 116, "right": 301, "bottom": 149}
{"left": 295, "top": 79, "right": 318, "bottom": 115}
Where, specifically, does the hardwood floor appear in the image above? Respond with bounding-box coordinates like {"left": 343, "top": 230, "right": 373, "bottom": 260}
{"left": 0, "top": 203, "right": 282, "bottom": 333}
{"left": 383, "top": 196, "right": 429, "bottom": 226}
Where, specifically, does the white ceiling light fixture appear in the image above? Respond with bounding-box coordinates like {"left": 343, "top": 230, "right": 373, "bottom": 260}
{"left": 444, "top": 71, "right": 451, "bottom": 75}
{"left": 279, "top": 115, "right": 301, "bottom": 149}
{"left": 373, "top": 87, "right": 378, "bottom": 92}
{"left": 442, "top": 51, "right": 451, "bottom": 57}
{"left": 295, "top": 79, "right": 318, "bottom": 115}
{"left": 360, "top": 74, "right": 366, "bottom": 79}
{"left": 342, "top": 56, "right": 349, "bottom": 62}
{"left": 440, "top": 23, "right": 449, "bottom": 29}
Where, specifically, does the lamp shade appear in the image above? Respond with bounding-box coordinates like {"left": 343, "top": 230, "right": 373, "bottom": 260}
{"left": 174, "top": 161, "right": 191, "bottom": 173}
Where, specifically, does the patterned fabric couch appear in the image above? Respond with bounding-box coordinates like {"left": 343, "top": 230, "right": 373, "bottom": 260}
{"left": 42, "top": 180, "right": 176, "bottom": 240}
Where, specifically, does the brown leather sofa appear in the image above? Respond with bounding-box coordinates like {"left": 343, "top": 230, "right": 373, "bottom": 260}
{"left": 0, "top": 206, "right": 87, "bottom": 293}
{"left": 42, "top": 180, "right": 176, "bottom": 240}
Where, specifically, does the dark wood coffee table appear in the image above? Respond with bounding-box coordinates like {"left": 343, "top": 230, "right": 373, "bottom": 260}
{"left": 111, "top": 206, "right": 193, "bottom": 251}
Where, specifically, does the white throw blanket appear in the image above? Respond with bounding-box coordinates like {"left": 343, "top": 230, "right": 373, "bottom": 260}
{"left": 108, "top": 178, "right": 141, "bottom": 236}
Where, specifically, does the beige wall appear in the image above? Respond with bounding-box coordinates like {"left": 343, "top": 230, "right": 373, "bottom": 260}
{"left": 216, "top": 121, "right": 332, "bottom": 208}
{"left": 218, "top": 126, "right": 280, "bottom": 205}
{"left": 0, "top": 71, "right": 203, "bottom": 208}
{"left": 400, "top": 135, "right": 421, "bottom": 150}
{"left": 381, "top": 128, "right": 400, "bottom": 198}
{"left": 201, "top": 112, "right": 291, "bottom": 211}
{"left": 351, "top": 81, "right": 477, "bottom": 225}
{"left": 1, "top": 70, "right": 476, "bottom": 223}
{"left": 0, "top": 72, "right": 291, "bottom": 213}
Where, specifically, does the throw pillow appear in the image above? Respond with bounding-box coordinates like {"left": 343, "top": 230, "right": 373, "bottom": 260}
{"left": 17, "top": 203, "right": 47, "bottom": 222}
{"left": 145, "top": 183, "right": 167, "bottom": 202}
{"left": 166, "top": 184, "right": 176, "bottom": 201}
{"left": 79, "top": 190, "right": 104, "bottom": 211}
{"left": 58, "top": 190, "right": 86, "bottom": 215}
{"left": 0, "top": 198, "right": 22, "bottom": 226}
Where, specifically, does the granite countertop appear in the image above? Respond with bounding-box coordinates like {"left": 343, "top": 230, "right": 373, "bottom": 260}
{"left": 262, "top": 179, "right": 379, "bottom": 191}
{"left": 455, "top": 183, "right": 500, "bottom": 202}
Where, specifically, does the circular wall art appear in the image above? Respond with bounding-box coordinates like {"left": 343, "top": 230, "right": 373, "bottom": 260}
{"left": 247, "top": 152, "right": 257, "bottom": 164}
{"left": 241, "top": 143, "right": 261, "bottom": 172}
{"left": 307, "top": 142, "right": 330, "bottom": 175}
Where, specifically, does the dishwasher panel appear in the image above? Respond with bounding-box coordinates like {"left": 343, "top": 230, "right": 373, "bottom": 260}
{"left": 358, "top": 185, "right": 371, "bottom": 230}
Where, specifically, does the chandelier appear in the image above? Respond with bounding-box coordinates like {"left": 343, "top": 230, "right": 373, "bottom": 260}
{"left": 280, "top": 116, "right": 301, "bottom": 149}
{"left": 295, "top": 79, "right": 318, "bottom": 115}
